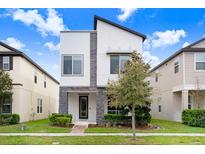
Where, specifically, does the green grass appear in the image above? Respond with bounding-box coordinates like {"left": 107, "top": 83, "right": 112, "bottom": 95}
{"left": 0, "top": 119, "right": 70, "bottom": 133}
{"left": 85, "top": 119, "right": 205, "bottom": 133}
{"left": 0, "top": 136, "right": 205, "bottom": 145}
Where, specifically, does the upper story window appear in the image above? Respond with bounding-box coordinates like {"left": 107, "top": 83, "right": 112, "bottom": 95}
{"left": 34, "top": 70, "right": 37, "bottom": 84}
{"left": 44, "top": 76, "right": 46, "bottom": 88}
{"left": 174, "top": 61, "right": 179, "bottom": 73}
{"left": 196, "top": 53, "right": 205, "bottom": 70}
{"left": 110, "top": 55, "right": 129, "bottom": 74}
{"left": 155, "top": 73, "right": 158, "bottom": 82}
{"left": 3, "top": 56, "right": 10, "bottom": 70}
{"left": 63, "top": 55, "right": 83, "bottom": 75}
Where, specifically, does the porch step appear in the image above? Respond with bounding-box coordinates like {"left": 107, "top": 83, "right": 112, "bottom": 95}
{"left": 70, "top": 124, "right": 88, "bottom": 133}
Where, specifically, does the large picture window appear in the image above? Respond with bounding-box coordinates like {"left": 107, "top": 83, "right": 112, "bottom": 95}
{"left": 63, "top": 55, "right": 83, "bottom": 75}
{"left": 196, "top": 53, "right": 205, "bottom": 70}
{"left": 110, "top": 55, "right": 129, "bottom": 74}
{"left": 3, "top": 56, "right": 10, "bottom": 70}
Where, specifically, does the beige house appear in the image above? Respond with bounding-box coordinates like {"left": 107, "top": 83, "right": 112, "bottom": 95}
{"left": 149, "top": 38, "right": 205, "bottom": 122}
{"left": 0, "top": 41, "right": 59, "bottom": 122}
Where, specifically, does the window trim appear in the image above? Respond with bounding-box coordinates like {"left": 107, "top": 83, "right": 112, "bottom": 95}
{"left": 110, "top": 54, "right": 130, "bottom": 74}
{"left": 37, "top": 98, "right": 43, "bottom": 114}
{"left": 195, "top": 52, "right": 205, "bottom": 71}
{"left": 174, "top": 61, "right": 179, "bottom": 74}
{"left": 1, "top": 96, "right": 12, "bottom": 114}
{"left": 3, "top": 56, "right": 10, "bottom": 71}
{"left": 61, "top": 54, "right": 84, "bottom": 77}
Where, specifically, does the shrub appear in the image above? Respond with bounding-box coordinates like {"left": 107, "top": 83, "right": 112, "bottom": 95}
{"left": 135, "top": 105, "right": 151, "bottom": 126}
{"left": 56, "top": 117, "right": 71, "bottom": 126}
{"left": 104, "top": 114, "right": 131, "bottom": 124}
{"left": 104, "top": 104, "right": 151, "bottom": 126}
{"left": 49, "top": 113, "right": 72, "bottom": 126}
{"left": 0, "top": 114, "right": 20, "bottom": 125}
{"left": 182, "top": 109, "right": 205, "bottom": 127}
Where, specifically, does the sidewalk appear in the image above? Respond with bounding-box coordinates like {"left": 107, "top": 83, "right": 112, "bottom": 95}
{"left": 1, "top": 133, "right": 205, "bottom": 137}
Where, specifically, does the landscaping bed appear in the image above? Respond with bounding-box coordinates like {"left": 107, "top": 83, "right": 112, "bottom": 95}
{"left": 85, "top": 119, "right": 205, "bottom": 133}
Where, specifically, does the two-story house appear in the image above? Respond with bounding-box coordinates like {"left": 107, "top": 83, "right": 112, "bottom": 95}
{"left": 59, "top": 16, "right": 146, "bottom": 124}
{"left": 0, "top": 41, "right": 59, "bottom": 122}
{"left": 150, "top": 37, "right": 205, "bottom": 122}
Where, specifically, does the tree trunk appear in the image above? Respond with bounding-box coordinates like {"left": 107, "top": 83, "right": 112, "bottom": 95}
{"left": 132, "top": 103, "right": 136, "bottom": 140}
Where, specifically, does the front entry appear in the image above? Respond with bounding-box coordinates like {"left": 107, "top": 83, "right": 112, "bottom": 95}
{"left": 79, "top": 96, "right": 88, "bottom": 119}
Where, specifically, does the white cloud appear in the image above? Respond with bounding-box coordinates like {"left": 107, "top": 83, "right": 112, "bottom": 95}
{"left": 37, "top": 52, "right": 43, "bottom": 56}
{"left": 142, "top": 51, "right": 161, "bottom": 68}
{"left": 44, "top": 42, "right": 60, "bottom": 51}
{"left": 182, "top": 41, "right": 190, "bottom": 48}
{"left": 144, "top": 29, "right": 186, "bottom": 49}
{"left": 3, "top": 37, "right": 25, "bottom": 50}
{"left": 117, "top": 8, "right": 138, "bottom": 22}
{"left": 52, "top": 64, "right": 59, "bottom": 70}
{"left": 10, "top": 9, "right": 66, "bottom": 37}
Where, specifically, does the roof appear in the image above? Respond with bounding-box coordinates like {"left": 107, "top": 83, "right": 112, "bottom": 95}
{"left": 0, "top": 41, "right": 59, "bottom": 84}
{"left": 93, "top": 15, "right": 146, "bottom": 41}
{"left": 150, "top": 37, "right": 205, "bottom": 73}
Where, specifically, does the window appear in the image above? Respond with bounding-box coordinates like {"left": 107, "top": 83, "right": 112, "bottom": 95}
{"left": 3, "top": 56, "right": 10, "bottom": 70}
{"left": 158, "top": 105, "right": 161, "bottom": 112}
{"left": 188, "top": 95, "right": 192, "bottom": 109}
{"left": 44, "top": 76, "right": 46, "bottom": 88}
{"left": 37, "top": 98, "right": 43, "bottom": 113}
{"left": 110, "top": 55, "right": 129, "bottom": 74}
{"left": 155, "top": 73, "right": 158, "bottom": 82}
{"left": 174, "top": 61, "right": 179, "bottom": 73}
{"left": 34, "top": 70, "right": 37, "bottom": 84}
{"left": 196, "top": 53, "right": 205, "bottom": 70}
{"left": 2, "top": 97, "right": 12, "bottom": 113}
{"left": 63, "top": 55, "right": 83, "bottom": 75}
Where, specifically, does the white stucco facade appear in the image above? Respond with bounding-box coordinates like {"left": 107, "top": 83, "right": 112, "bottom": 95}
{"left": 96, "top": 20, "right": 143, "bottom": 87}
{"left": 59, "top": 16, "right": 145, "bottom": 124}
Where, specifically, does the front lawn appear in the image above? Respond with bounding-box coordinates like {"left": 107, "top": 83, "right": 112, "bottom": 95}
{"left": 0, "top": 136, "right": 205, "bottom": 145}
{"left": 0, "top": 119, "right": 70, "bottom": 133}
{"left": 85, "top": 119, "right": 205, "bottom": 133}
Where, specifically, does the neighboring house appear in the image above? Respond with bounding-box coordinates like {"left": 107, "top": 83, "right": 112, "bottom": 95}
{"left": 0, "top": 41, "right": 59, "bottom": 122}
{"left": 149, "top": 37, "right": 205, "bottom": 122}
{"left": 59, "top": 15, "right": 146, "bottom": 124}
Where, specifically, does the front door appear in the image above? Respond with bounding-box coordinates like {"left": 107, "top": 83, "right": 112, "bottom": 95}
{"left": 79, "top": 96, "right": 88, "bottom": 119}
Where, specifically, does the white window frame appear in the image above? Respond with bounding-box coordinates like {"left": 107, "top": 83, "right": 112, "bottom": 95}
{"left": 37, "top": 98, "right": 43, "bottom": 113}
{"left": 195, "top": 52, "right": 205, "bottom": 71}
{"left": 110, "top": 55, "right": 130, "bottom": 74}
{"left": 174, "top": 61, "right": 179, "bottom": 74}
{"left": 62, "top": 54, "right": 84, "bottom": 76}
{"left": 3, "top": 56, "right": 10, "bottom": 70}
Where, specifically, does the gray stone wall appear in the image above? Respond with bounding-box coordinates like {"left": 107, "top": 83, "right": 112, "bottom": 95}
{"left": 96, "top": 87, "right": 107, "bottom": 124}
{"left": 59, "top": 87, "right": 68, "bottom": 114}
{"left": 90, "top": 32, "right": 97, "bottom": 87}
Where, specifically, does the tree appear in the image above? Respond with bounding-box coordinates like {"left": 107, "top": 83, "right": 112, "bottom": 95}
{"left": 0, "top": 70, "right": 13, "bottom": 111}
{"left": 106, "top": 51, "right": 152, "bottom": 140}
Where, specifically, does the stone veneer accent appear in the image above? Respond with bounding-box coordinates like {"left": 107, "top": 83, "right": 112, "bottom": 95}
{"left": 59, "top": 87, "right": 68, "bottom": 114}
{"left": 90, "top": 32, "right": 97, "bottom": 88}
{"left": 96, "top": 87, "right": 107, "bottom": 124}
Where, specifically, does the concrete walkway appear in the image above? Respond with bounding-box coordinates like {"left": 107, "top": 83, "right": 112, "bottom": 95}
{"left": 1, "top": 133, "right": 205, "bottom": 137}
{"left": 70, "top": 124, "right": 88, "bottom": 133}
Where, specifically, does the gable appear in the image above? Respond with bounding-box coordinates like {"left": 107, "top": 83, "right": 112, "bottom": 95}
{"left": 0, "top": 44, "right": 12, "bottom": 52}
{"left": 191, "top": 39, "right": 205, "bottom": 48}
